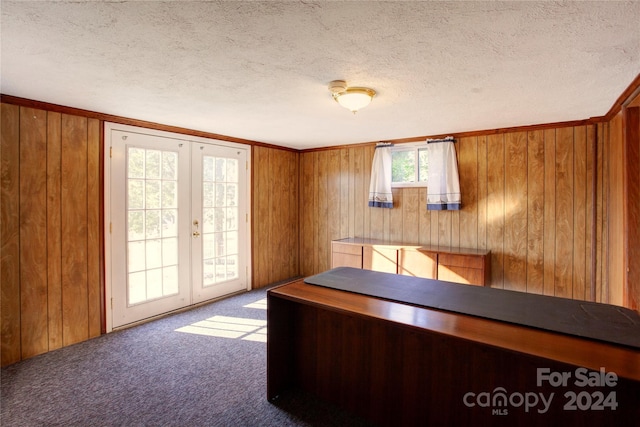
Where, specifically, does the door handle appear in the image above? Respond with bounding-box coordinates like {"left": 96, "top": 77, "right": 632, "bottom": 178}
{"left": 193, "top": 219, "right": 200, "bottom": 237}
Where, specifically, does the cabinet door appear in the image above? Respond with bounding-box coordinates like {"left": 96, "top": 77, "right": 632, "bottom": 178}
{"left": 437, "top": 253, "right": 485, "bottom": 286}
{"left": 332, "top": 253, "right": 363, "bottom": 269}
{"left": 332, "top": 243, "right": 362, "bottom": 269}
{"left": 398, "top": 249, "right": 437, "bottom": 279}
{"left": 363, "top": 246, "right": 397, "bottom": 273}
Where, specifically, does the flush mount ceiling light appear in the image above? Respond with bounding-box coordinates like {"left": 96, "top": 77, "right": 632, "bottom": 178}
{"left": 328, "top": 80, "right": 376, "bottom": 113}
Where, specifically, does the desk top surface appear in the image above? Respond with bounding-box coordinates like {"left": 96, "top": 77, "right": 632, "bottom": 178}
{"left": 305, "top": 267, "right": 640, "bottom": 349}
{"left": 269, "top": 276, "right": 640, "bottom": 381}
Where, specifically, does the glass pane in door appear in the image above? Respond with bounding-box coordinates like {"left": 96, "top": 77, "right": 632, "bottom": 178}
{"left": 201, "top": 155, "right": 239, "bottom": 287}
{"left": 127, "top": 147, "right": 180, "bottom": 305}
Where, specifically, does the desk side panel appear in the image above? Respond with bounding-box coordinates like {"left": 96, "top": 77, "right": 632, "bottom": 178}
{"left": 266, "top": 291, "right": 296, "bottom": 400}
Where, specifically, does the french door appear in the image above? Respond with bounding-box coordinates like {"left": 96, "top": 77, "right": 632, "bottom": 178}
{"left": 106, "top": 124, "right": 250, "bottom": 329}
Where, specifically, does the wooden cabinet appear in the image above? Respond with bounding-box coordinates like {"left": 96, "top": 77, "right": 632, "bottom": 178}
{"left": 437, "top": 252, "right": 490, "bottom": 286}
{"left": 331, "top": 238, "right": 490, "bottom": 286}
{"left": 398, "top": 248, "right": 437, "bottom": 279}
{"left": 331, "top": 242, "right": 363, "bottom": 269}
{"left": 362, "top": 245, "right": 397, "bottom": 273}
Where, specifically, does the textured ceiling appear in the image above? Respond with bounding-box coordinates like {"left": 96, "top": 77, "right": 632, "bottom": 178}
{"left": 2, "top": 1, "right": 639, "bottom": 149}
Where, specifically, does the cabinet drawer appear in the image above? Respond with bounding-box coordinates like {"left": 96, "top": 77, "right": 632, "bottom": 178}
{"left": 438, "top": 253, "right": 484, "bottom": 269}
{"left": 438, "top": 265, "right": 484, "bottom": 286}
{"left": 332, "top": 253, "right": 362, "bottom": 269}
{"left": 332, "top": 243, "right": 363, "bottom": 256}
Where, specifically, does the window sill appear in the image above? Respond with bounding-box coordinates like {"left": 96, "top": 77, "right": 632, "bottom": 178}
{"left": 391, "top": 183, "right": 428, "bottom": 188}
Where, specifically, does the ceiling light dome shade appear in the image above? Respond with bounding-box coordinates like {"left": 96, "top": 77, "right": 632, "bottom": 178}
{"left": 336, "top": 88, "right": 376, "bottom": 113}
{"left": 329, "top": 80, "right": 376, "bottom": 113}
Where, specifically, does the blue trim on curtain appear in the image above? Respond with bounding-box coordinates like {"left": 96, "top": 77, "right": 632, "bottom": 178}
{"left": 369, "top": 201, "right": 394, "bottom": 208}
{"left": 427, "top": 202, "right": 461, "bottom": 210}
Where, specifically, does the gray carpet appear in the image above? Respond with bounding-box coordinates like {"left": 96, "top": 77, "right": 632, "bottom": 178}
{"left": 1, "top": 286, "right": 371, "bottom": 427}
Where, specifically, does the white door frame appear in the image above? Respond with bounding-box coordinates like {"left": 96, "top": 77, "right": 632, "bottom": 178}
{"left": 104, "top": 122, "right": 252, "bottom": 332}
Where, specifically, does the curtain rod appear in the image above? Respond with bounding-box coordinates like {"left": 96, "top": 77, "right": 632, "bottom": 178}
{"left": 375, "top": 142, "right": 394, "bottom": 148}
{"left": 426, "top": 136, "right": 456, "bottom": 144}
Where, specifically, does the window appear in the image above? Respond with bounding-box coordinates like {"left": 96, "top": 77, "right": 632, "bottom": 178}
{"left": 391, "top": 143, "right": 428, "bottom": 187}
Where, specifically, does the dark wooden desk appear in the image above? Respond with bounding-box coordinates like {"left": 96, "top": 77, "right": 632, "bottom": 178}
{"left": 267, "top": 279, "right": 640, "bottom": 426}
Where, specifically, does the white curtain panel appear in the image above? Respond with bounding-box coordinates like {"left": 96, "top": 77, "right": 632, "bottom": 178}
{"left": 368, "top": 145, "right": 393, "bottom": 208}
{"left": 426, "top": 139, "right": 461, "bottom": 210}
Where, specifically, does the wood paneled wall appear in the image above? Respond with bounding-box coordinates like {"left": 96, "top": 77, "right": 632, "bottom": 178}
{"left": 299, "top": 125, "right": 611, "bottom": 301}
{"left": 627, "top": 106, "right": 640, "bottom": 310}
{"left": 252, "top": 146, "right": 299, "bottom": 288}
{"left": 1, "top": 104, "right": 102, "bottom": 366}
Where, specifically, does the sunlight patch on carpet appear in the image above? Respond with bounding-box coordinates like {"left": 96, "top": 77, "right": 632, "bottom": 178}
{"left": 243, "top": 297, "right": 267, "bottom": 309}
{"left": 175, "top": 315, "right": 267, "bottom": 342}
